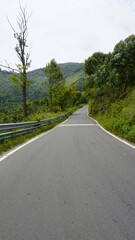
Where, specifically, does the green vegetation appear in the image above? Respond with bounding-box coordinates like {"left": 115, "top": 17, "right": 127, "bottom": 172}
{"left": 92, "top": 88, "right": 135, "bottom": 143}
{"left": 59, "top": 62, "right": 83, "bottom": 78}
{"left": 0, "top": 62, "right": 84, "bottom": 123}
{"left": 0, "top": 70, "right": 21, "bottom": 109}
{"left": 43, "top": 59, "right": 64, "bottom": 111}
{"left": 84, "top": 35, "right": 135, "bottom": 143}
{"left": 0, "top": 63, "right": 83, "bottom": 109}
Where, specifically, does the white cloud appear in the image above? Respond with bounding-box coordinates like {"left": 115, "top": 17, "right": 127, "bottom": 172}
{"left": 0, "top": 0, "right": 135, "bottom": 70}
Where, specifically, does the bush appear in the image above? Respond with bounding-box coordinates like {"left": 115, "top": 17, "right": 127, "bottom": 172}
{"left": 127, "top": 126, "right": 135, "bottom": 142}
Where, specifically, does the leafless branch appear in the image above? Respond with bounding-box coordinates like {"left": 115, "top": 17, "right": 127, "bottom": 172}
{"left": 6, "top": 16, "right": 16, "bottom": 33}
{"left": 0, "top": 63, "right": 19, "bottom": 73}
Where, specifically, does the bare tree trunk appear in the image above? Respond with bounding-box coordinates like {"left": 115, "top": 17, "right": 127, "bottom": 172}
{"left": 7, "top": 4, "right": 31, "bottom": 119}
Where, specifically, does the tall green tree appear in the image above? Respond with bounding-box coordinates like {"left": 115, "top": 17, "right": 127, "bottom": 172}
{"left": 84, "top": 52, "right": 107, "bottom": 76}
{"left": 43, "top": 59, "right": 64, "bottom": 111}
{"left": 111, "top": 35, "right": 135, "bottom": 93}
{"left": 8, "top": 4, "right": 31, "bottom": 118}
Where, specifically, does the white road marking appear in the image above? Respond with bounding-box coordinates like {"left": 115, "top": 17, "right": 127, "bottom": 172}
{"left": 60, "top": 123, "right": 98, "bottom": 127}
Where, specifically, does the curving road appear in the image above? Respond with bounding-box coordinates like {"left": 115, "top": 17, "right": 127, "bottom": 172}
{"left": 0, "top": 106, "right": 135, "bottom": 240}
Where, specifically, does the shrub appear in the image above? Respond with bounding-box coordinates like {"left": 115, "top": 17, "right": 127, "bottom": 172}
{"left": 127, "top": 126, "right": 135, "bottom": 142}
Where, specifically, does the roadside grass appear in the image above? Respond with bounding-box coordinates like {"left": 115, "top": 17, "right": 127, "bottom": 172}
{"left": 25, "top": 111, "right": 66, "bottom": 121}
{"left": 89, "top": 91, "right": 135, "bottom": 145}
{"left": 92, "top": 113, "right": 135, "bottom": 145}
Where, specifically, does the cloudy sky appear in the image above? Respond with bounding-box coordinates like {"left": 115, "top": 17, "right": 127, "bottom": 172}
{"left": 0, "top": 0, "right": 135, "bottom": 70}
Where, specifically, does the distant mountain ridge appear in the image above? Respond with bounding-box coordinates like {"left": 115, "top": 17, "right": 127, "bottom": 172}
{"left": 0, "top": 62, "right": 84, "bottom": 109}
{"left": 27, "top": 62, "right": 83, "bottom": 78}
{"left": 59, "top": 62, "right": 83, "bottom": 77}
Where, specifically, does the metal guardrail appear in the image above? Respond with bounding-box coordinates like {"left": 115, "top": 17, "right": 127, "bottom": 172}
{"left": 0, "top": 113, "right": 69, "bottom": 140}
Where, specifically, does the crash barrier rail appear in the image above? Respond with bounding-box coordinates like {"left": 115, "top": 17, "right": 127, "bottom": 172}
{"left": 0, "top": 113, "right": 69, "bottom": 140}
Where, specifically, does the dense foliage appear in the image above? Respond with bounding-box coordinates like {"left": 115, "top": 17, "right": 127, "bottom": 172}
{"left": 84, "top": 34, "right": 135, "bottom": 143}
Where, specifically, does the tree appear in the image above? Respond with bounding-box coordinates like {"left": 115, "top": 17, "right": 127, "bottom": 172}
{"left": 52, "top": 81, "right": 66, "bottom": 110}
{"left": 84, "top": 52, "right": 107, "bottom": 76}
{"left": 43, "top": 59, "right": 64, "bottom": 111}
{"left": 111, "top": 35, "right": 135, "bottom": 93}
{"left": 8, "top": 4, "right": 31, "bottom": 118}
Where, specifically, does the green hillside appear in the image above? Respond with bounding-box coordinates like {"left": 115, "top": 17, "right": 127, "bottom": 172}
{"left": 0, "top": 62, "right": 84, "bottom": 109}
{"left": 0, "top": 70, "right": 21, "bottom": 108}
{"left": 27, "top": 69, "right": 48, "bottom": 100}
{"left": 27, "top": 63, "right": 84, "bottom": 99}
{"left": 65, "top": 70, "right": 84, "bottom": 86}
{"left": 59, "top": 62, "right": 83, "bottom": 77}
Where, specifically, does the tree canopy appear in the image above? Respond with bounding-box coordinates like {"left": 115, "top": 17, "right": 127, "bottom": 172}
{"left": 83, "top": 34, "right": 135, "bottom": 114}
{"left": 43, "top": 59, "right": 64, "bottom": 111}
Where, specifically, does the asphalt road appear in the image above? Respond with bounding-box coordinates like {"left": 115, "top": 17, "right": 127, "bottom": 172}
{"left": 0, "top": 106, "right": 135, "bottom": 240}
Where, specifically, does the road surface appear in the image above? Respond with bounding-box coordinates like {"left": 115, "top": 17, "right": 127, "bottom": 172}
{"left": 0, "top": 106, "right": 135, "bottom": 240}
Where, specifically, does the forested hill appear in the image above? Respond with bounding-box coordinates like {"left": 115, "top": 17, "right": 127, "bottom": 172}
{"left": 0, "top": 62, "right": 83, "bottom": 107}
{"left": 27, "top": 62, "right": 83, "bottom": 77}
{"left": 59, "top": 63, "right": 83, "bottom": 77}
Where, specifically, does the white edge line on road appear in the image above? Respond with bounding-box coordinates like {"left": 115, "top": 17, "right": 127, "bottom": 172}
{"left": 87, "top": 111, "right": 135, "bottom": 149}
{"left": 0, "top": 110, "right": 74, "bottom": 162}
{"left": 0, "top": 110, "right": 78, "bottom": 162}
{"left": 0, "top": 127, "right": 56, "bottom": 162}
